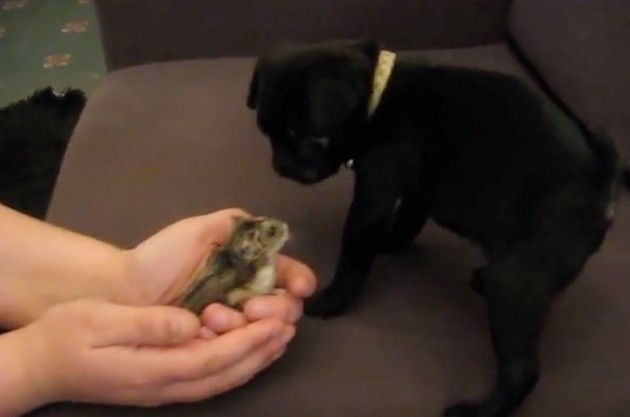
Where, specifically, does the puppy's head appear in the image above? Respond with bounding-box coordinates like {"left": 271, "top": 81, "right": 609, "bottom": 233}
{"left": 247, "top": 39, "right": 381, "bottom": 184}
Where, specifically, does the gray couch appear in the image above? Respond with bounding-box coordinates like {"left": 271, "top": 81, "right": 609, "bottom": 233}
{"left": 39, "top": 0, "right": 630, "bottom": 416}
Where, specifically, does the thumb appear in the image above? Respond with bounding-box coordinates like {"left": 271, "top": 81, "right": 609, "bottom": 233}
{"left": 91, "top": 304, "right": 201, "bottom": 348}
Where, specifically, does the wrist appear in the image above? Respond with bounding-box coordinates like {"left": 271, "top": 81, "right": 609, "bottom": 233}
{"left": 0, "top": 245, "right": 128, "bottom": 329}
{"left": 107, "top": 249, "right": 149, "bottom": 306}
{"left": 0, "top": 329, "right": 57, "bottom": 416}
{"left": 0, "top": 204, "right": 131, "bottom": 329}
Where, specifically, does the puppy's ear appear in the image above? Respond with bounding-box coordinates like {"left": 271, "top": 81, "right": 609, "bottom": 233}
{"left": 307, "top": 74, "right": 365, "bottom": 131}
{"left": 348, "top": 38, "right": 381, "bottom": 63}
{"left": 246, "top": 61, "right": 260, "bottom": 110}
{"left": 305, "top": 39, "right": 377, "bottom": 129}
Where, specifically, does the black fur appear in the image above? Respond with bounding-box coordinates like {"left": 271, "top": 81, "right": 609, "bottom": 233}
{"left": 247, "top": 39, "right": 628, "bottom": 417}
{"left": 0, "top": 87, "right": 86, "bottom": 218}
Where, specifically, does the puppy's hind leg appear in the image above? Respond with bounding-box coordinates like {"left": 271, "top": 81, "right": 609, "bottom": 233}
{"left": 445, "top": 246, "right": 561, "bottom": 417}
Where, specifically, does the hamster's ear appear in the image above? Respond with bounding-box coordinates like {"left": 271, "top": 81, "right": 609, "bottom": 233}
{"left": 231, "top": 215, "right": 247, "bottom": 228}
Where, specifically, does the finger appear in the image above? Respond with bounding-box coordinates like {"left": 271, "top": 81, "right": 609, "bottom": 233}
{"left": 274, "top": 254, "right": 317, "bottom": 298}
{"left": 200, "top": 303, "right": 248, "bottom": 333}
{"left": 91, "top": 304, "right": 201, "bottom": 348}
{"left": 156, "top": 325, "right": 295, "bottom": 403}
{"left": 152, "top": 318, "right": 285, "bottom": 381}
{"left": 198, "top": 326, "right": 218, "bottom": 340}
{"left": 242, "top": 293, "right": 303, "bottom": 324}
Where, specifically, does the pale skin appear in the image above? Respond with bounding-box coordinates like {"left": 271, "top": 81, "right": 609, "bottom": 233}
{"left": 0, "top": 204, "right": 317, "bottom": 416}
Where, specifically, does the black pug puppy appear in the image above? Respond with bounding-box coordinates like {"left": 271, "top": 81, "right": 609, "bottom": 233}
{"left": 246, "top": 39, "right": 628, "bottom": 417}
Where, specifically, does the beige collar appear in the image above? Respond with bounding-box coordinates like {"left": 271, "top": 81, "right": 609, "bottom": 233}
{"left": 367, "top": 49, "right": 396, "bottom": 117}
{"left": 345, "top": 50, "right": 397, "bottom": 170}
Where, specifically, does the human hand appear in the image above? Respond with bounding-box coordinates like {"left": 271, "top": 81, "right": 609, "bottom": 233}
{"left": 12, "top": 298, "right": 294, "bottom": 412}
{"left": 118, "top": 208, "right": 317, "bottom": 331}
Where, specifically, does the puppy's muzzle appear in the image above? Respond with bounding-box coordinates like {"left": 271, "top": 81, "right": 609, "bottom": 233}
{"left": 272, "top": 154, "right": 337, "bottom": 184}
{"left": 273, "top": 160, "right": 321, "bottom": 184}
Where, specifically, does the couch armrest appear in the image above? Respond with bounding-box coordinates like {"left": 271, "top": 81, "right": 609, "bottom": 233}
{"left": 95, "top": 0, "right": 513, "bottom": 72}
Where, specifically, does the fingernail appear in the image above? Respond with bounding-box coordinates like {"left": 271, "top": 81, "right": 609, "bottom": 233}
{"left": 170, "top": 313, "right": 198, "bottom": 338}
{"left": 209, "top": 310, "right": 228, "bottom": 329}
{"left": 170, "top": 317, "right": 186, "bottom": 337}
{"left": 202, "top": 304, "right": 232, "bottom": 329}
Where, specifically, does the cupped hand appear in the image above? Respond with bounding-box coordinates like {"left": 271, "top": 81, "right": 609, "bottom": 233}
{"left": 118, "top": 208, "right": 317, "bottom": 332}
{"left": 16, "top": 298, "right": 295, "bottom": 409}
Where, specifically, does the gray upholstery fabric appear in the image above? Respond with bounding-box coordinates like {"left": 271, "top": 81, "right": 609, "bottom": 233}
{"left": 508, "top": 0, "right": 630, "bottom": 159}
{"left": 94, "top": 0, "right": 514, "bottom": 71}
{"left": 40, "top": 44, "right": 630, "bottom": 417}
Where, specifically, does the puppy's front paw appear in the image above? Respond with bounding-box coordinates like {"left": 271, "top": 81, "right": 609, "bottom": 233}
{"left": 304, "top": 288, "right": 352, "bottom": 318}
{"left": 443, "top": 402, "right": 479, "bottom": 417}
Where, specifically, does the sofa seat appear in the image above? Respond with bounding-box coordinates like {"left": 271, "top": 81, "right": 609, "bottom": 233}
{"left": 41, "top": 43, "right": 630, "bottom": 417}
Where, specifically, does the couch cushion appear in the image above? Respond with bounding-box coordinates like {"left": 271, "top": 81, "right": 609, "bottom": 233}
{"left": 41, "top": 44, "right": 629, "bottom": 417}
{"left": 507, "top": 0, "right": 630, "bottom": 160}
